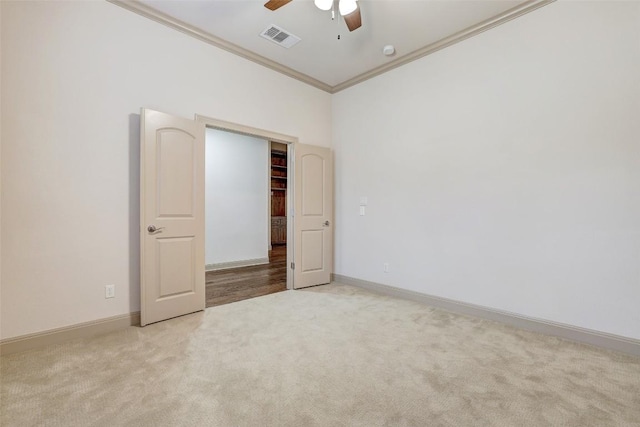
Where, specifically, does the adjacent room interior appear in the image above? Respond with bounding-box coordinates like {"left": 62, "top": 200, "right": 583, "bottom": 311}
{"left": 204, "top": 128, "right": 289, "bottom": 307}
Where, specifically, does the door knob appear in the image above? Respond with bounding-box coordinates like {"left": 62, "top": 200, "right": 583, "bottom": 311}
{"left": 147, "top": 225, "right": 165, "bottom": 233}
{"left": 323, "top": 220, "right": 330, "bottom": 226}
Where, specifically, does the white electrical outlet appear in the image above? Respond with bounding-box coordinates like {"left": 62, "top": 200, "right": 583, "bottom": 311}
{"left": 105, "top": 284, "right": 115, "bottom": 299}
{"left": 383, "top": 263, "right": 390, "bottom": 273}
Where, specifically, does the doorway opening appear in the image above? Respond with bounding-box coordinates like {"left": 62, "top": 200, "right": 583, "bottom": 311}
{"left": 203, "top": 128, "right": 290, "bottom": 307}
{"left": 140, "top": 110, "right": 332, "bottom": 325}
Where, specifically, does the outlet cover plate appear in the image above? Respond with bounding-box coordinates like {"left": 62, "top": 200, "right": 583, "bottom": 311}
{"left": 105, "top": 284, "right": 115, "bottom": 299}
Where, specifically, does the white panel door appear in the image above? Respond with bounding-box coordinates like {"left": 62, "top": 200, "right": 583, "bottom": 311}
{"left": 140, "top": 109, "right": 205, "bottom": 326}
{"left": 293, "top": 144, "right": 333, "bottom": 289}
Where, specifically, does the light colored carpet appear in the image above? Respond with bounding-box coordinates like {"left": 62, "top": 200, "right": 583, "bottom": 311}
{"left": 1, "top": 283, "right": 639, "bottom": 426}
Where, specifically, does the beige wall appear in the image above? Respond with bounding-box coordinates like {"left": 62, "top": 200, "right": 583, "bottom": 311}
{"left": 0, "top": 1, "right": 331, "bottom": 339}
{"left": 332, "top": 1, "right": 640, "bottom": 340}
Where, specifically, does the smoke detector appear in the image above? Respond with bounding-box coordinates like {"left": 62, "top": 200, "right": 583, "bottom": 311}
{"left": 382, "top": 45, "right": 395, "bottom": 56}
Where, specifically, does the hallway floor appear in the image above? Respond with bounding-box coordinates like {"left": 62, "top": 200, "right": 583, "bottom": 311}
{"left": 205, "top": 245, "right": 287, "bottom": 307}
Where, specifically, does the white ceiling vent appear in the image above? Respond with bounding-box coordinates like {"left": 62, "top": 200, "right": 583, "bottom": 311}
{"left": 260, "top": 25, "right": 301, "bottom": 49}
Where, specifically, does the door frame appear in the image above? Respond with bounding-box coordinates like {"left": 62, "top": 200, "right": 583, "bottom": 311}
{"left": 195, "top": 114, "right": 297, "bottom": 290}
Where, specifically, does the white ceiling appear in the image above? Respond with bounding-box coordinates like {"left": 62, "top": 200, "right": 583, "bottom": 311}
{"left": 123, "top": 0, "right": 536, "bottom": 91}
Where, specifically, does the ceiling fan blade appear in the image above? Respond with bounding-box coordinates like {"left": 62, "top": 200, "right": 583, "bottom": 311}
{"left": 343, "top": 4, "right": 362, "bottom": 32}
{"left": 264, "top": 0, "right": 292, "bottom": 11}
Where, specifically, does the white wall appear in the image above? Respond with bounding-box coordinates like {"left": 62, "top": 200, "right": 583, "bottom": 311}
{"left": 332, "top": 1, "right": 640, "bottom": 340}
{"left": 0, "top": 0, "right": 331, "bottom": 340}
{"left": 205, "top": 129, "right": 268, "bottom": 266}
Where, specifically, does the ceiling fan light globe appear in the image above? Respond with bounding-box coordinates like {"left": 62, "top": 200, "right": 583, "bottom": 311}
{"left": 339, "top": 0, "right": 357, "bottom": 16}
{"left": 314, "top": 0, "right": 333, "bottom": 11}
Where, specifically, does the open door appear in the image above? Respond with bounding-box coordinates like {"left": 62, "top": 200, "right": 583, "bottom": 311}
{"left": 140, "top": 109, "right": 205, "bottom": 326}
{"left": 293, "top": 144, "right": 333, "bottom": 289}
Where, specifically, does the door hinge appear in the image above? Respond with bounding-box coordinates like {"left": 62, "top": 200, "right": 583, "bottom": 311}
{"left": 291, "top": 262, "right": 295, "bottom": 270}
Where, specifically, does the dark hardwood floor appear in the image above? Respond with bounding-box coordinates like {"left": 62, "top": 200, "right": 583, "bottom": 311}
{"left": 205, "top": 245, "right": 287, "bottom": 307}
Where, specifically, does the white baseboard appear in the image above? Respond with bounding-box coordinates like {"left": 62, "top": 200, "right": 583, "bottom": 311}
{"left": 205, "top": 257, "right": 269, "bottom": 271}
{"left": 332, "top": 274, "right": 640, "bottom": 357}
{"left": 0, "top": 312, "right": 141, "bottom": 356}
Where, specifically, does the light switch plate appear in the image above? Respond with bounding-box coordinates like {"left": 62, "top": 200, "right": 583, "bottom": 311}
{"left": 359, "top": 196, "right": 368, "bottom": 206}
{"left": 359, "top": 206, "right": 366, "bottom": 216}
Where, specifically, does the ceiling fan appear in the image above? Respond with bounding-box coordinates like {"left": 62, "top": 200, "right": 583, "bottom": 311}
{"left": 264, "top": 0, "right": 362, "bottom": 32}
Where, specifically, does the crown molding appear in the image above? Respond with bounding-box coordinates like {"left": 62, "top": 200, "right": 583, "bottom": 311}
{"left": 109, "top": 0, "right": 555, "bottom": 95}
{"left": 332, "top": 0, "right": 555, "bottom": 93}
{"left": 107, "top": 0, "right": 333, "bottom": 93}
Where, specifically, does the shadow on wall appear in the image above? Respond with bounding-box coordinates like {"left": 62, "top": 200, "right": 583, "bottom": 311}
{"left": 129, "top": 113, "right": 141, "bottom": 312}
